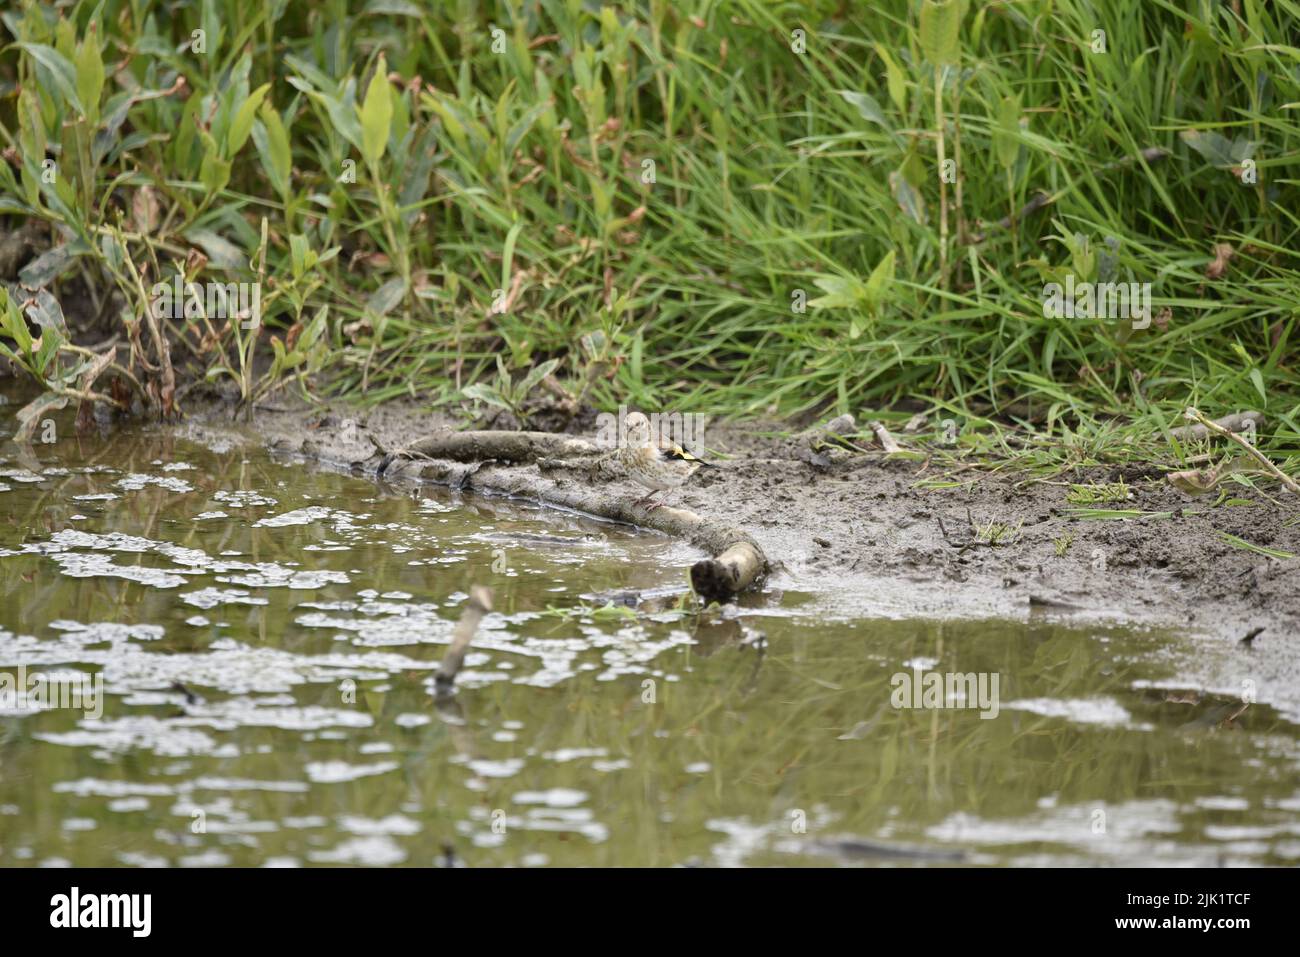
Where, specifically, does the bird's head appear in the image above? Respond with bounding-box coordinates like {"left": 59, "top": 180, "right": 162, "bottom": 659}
{"left": 624, "top": 411, "right": 652, "bottom": 446}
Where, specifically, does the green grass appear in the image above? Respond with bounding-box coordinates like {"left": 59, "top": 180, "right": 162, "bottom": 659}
{"left": 0, "top": 0, "right": 1298, "bottom": 481}
{"left": 1065, "top": 507, "right": 1176, "bottom": 520}
{"left": 971, "top": 515, "right": 1022, "bottom": 546}
{"left": 1066, "top": 479, "right": 1132, "bottom": 504}
{"left": 1217, "top": 530, "right": 1296, "bottom": 559}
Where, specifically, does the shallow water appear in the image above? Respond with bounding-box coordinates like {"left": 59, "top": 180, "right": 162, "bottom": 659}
{"left": 1, "top": 389, "right": 1298, "bottom": 867}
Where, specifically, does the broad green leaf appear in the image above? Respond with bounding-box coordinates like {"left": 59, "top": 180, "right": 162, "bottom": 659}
{"left": 17, "top": 88, "right": 46, "bottom": 165}
{"left": 0, "top": 289, "right": 34, "bottom": 355}
{"left": 534, "top": 68, "right": 557, "bottom": 137}
{"left": 1249, "top": 367, "right": 1267, "bottom": 404}
{"left": 462, "top": 383, "right": 510, "bottom": 410}
{"left": 17, "top": 44, "right": 84, "bottom": 116}
{"left": 228, "top": 83, "right": 271, "bottom": 155}
{"left": 253, "top": 102, "right": 292, "bottom": 198}
{"left": 919, "top": 0, "right": 961, "bottom": 66}
{"left": 185, "top": 229, "right": 245, "bottom": 270}
{"left": 311, "top": 86, "right": 365, "bottom": 154}
{"left": 75, "top": 24, "right": 104, "bottom": 126}
{"left": 518, "top": 358, "right": 560, "bottom": 398}
{"left": 971, "top": 4, "right": 987, "bottom": 47}
{"left": 298, "top": 307, "right": 327, "bottom": 352}
{"left": 268, "top": 336, "right": 288, "bottom": 379}
{"left": 32, "top": 322, "right": 62, "bottom": 375}
{"left": 199, "top": 143, "right": 232, "bottom": 197}
{"left": 391, "top": 81, "right": 412, "bottom": 151}
{"left": 875, "top": 44, "right": 908, "bottom": 112}
{"left": 100, "top": 233, "right": 124, "bottom": 271}
{"left": 283, "top": 54, "right": 336, "bottom": 95}
{"left": 809, "top": 275, "right": 866, "bottom": 310}
{"left": 590, "top": 175, "right": 612, "bottom": 222}
{"left": 399, "top": 125, "right": 439, "bottom": 225}
{"left": 837, "top": 90, "right": 890, "bottom": 129}
{"left": 888, "top": 169, "right": 928, "bottom": 225}
{"left": 200, "top": 0, "right": 224, "bottom": 59}
{"left": 19, "top": 241, "right": 90, "bottom": 288}
{"left": 493, "top": 83, "right": 514, "bottom": 146}
{"left": 25, "top": 289, "right": 68, "bottom": 336}
{"left": 1180, "top": 130, "right": 1256, "bottom": 167}
{"left": 367, "top": 277, "right": 407, "bottom": 316}
{"left": 55, "top": 18, "right": 77, "bottom": 61}
{"left": 359, "top": 54, "right": 393, "bottom": 166}
{"left": 173, "top": 92, "right": 203, "bottom": 174}
{"left": 1068, "top": 232, "right": 1096, "bottom": 282}
{"left": 16, "top": 90, "right": 46, "bottom": 206}
{"left": 289, "top": 234, "right": 316, "bottom": 278}
{"left": 422, "top": 92, "right": 468, "bottom": 151}
{"left": 863, "top": 251, "right": 896, "bottom": 308}
{"left": 505, "top": 100, "right": 551, "bottom": 157}
{"left": 209, "top": 56, "right": 253, "bottom": 150}
{"left": 1180, "top": 129, "right": 1234, "bottom": 166}
{"left": 994, "top": 94, "right": 1021, "bottom": 171}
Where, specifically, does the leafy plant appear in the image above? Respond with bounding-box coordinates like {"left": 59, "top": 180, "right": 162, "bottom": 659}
{"left": 461, "top": 356, "right": 560, "bottom": 427}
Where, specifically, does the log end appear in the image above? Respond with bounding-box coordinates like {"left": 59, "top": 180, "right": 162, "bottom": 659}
{"left": 690, "top": 542, "right": 765, "bottom": 605}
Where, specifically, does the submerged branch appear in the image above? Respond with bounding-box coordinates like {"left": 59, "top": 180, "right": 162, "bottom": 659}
{"left": 436, "top": 585, "right": 493, "bottom": 694}
{"left": 378, "top": 431, "right": 769, "bottom": 603}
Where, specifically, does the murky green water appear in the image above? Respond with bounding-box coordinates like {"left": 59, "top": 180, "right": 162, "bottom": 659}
{"left": 2, "top": 388, "right": 1298, "bottom": 867}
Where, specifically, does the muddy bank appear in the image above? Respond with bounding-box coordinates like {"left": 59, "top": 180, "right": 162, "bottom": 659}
{"left": 175, "top": 396, "right": 1300, "bottom": 656}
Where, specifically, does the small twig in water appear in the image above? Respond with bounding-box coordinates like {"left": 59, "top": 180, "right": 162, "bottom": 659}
{"left": 435, "top": 585, "right": 493, "bottom": 695}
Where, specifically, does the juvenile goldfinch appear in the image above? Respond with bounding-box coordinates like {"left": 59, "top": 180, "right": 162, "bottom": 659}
{"left": 615, "top": 411, "right": 713, "bottom": 509}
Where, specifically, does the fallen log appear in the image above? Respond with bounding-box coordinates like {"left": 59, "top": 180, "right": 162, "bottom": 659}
{"left": 377, "top": 431, "right": 768, "bottom": 603}
{"left": 1168, "top": 410, "right": 1264, "bottom": 442}
{"left": 379, "top": 430, "right": 601, "bottom": 466}
{"left": 690, "top": 541, "right": 766, "bottom": 606}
